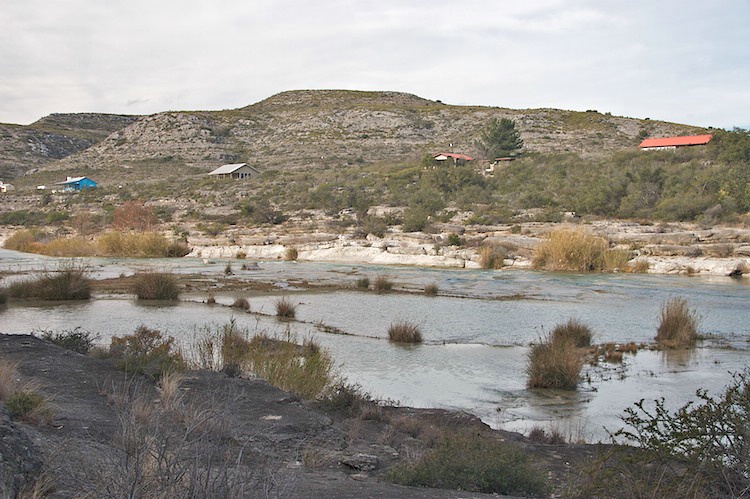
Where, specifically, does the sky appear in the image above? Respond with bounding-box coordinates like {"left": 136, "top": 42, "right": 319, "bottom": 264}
{"left": 1, "top": 1, "right": 748, "bottom": 129}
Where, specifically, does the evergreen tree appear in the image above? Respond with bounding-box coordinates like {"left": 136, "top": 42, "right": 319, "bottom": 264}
{"left": 476, "top": 118, "right": 523, "bottom": 159}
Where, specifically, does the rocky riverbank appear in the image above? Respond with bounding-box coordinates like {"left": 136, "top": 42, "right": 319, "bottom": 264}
{"left": 187, "top": 221, "right": 750, "bottom": 277}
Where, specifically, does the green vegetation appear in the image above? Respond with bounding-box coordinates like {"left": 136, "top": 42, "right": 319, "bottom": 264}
{"left": 388, "top": 432, "right": 548, "bottom": 496}
{"left": 109, "top": 326, "right": 186, "bottom": 380}
{"left": 0, "top": 360, "right": 52, "bottom": 424}
{"left": 39, "top": 328, "right": 100, "bottom": 354}
{"left": 581, "top": 369, "right": 750, "bottom": 497}
{"left": 387, "top": 320, "right": 423, "bottom": 344}
{"left": 355, "top": 276, "right": 370, "bottom": 289}
{"left": 475, "top": 117, "right": 524, "bottom": 159}
{"left": 133, "top": 271, "right": 179, "bottom": 300}
{"left": 655, "top": 297, "right": 699, "bottom": 347}
{"left": 6, "top": 264, "right": 91, "bottom": 300}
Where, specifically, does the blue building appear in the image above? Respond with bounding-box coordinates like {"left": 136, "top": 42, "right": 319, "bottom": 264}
{"left": 57, "top": 176, "right": 98, "bottom": 191}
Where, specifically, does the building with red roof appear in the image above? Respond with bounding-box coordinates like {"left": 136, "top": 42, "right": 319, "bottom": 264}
{"left": 434, "top": 152, "right": 474, "bottom": 165}
{"left": 639, "top": 134, "right": 713, "bottom": 150}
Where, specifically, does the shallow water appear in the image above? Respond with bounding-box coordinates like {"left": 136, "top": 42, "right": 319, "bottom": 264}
{"left": 1, "top": 249, "right": 748, "bottom": 441}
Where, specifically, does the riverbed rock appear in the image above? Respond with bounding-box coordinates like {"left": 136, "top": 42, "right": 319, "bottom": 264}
{"left": 341, "top": 453, "right": 379, "bottom": 472}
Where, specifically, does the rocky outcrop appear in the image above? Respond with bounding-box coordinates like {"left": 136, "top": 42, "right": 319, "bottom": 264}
{"left": 0, "top": 410, "right": 43, "bottom": 496}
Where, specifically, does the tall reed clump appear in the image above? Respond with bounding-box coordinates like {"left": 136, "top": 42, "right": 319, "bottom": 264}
{"left": 602, "top": 249, "right": 633, "bottom": 272}
{"left": 274, "top": 296, "right": 297, "bottom": 319}
{"left": 373, "top": 275, "right": 394, "bottom": 293}
{"left": 109, "top": 326, "right": 186, "bottom": 380}
{"left": 285, "top": 247, "right": 298, "bottom": 261}
{"left": 97, "top": 232, "right": 190, "bottom": 258}
{"left": 479, "top": 244, "right": 506, "bottom": 269}
{"left": 656, "top": 297, "right": 699, "bottom": 347}
{"left": 527, "top": 320, "right": 589, "bottom": 390}
{"left": 7, "top": 263, "right": 91, "bottom": 300}
{"left": 133, "top": 271, "right": 179, "bottom": 300}
{"left": 532, "top": 228, "right": 608, "bottom": 272}
{"left": 387, "top": 321, "right": 423, "bottom": 344}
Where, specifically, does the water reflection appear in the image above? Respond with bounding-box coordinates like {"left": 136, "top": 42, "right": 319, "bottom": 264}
{"left": 1, "top": 248, "right": 749, "bottom": 441}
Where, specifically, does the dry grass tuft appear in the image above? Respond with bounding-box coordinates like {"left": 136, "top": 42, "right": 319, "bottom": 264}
{"left": 285, "top": 247, "right": 298, "bottom": 261}
{"left": 631, "top": 259, "right": 650, "bottom": 273}
{"left": 7, "top": 264, "right": 91, "bottom": 301}
{"left": 424, "top": 283, "right": 439, "bottom": 296}
{"left": 602, "top": 249, "right": 632, "bottom": 272}
{"left": 551, "top": 318, "right": 593, "bottom": 347}
{"left": 532, "top": 228, "right": 608, "bottom": 272}
{"left": 527, "top": 326, "right": 584, "bottom": 390}
{"left": 656, "top": 297, "right": 699, "bottom": 347}
{"left": 373, "top": 275, "right": 394, "bottom": 293}
{"left": 388, "top": 321, "right": 423, "bottom": 344}
{"left": 231, "top": 296, "right": 250, "bottom": 311}
{"left": 274, "top": 296, "right": 297, "bottom": 319}
{"left": 479, "top": 244, "right": 507, "bottom": 269}
{"left": 133, "top": 271, "right": 179, "bottom": 300}
{"left": 355, "top": 277, "right": 370, "bottom": 289}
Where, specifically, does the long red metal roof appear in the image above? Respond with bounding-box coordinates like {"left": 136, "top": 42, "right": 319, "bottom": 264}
{"left": 638, "top": 134, "right": 713, "bottom": 148}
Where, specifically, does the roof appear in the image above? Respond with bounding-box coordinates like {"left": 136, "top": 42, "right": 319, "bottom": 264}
{"left": 208, "top": 163, "right": 259, "bottom": 175}
{"left": 434, "top": 152, "right": 475, "bottom": 161}
{"left": 639, "top": 134, "right": 713, "bottom": 148}
{"left": 56, "top": 176, "right": 92, "bottom": 185}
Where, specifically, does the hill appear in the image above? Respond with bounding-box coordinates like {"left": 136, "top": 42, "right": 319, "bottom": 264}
{"left": 0, "top": 113, "right": 139, "bottom": 180}
{"left": 9, "top": 90, "right": 704, "bottom": 188}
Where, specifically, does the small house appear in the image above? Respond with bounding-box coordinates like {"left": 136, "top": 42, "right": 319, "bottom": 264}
{"left": 57, "top": 176, "right": 97, "bottom": 191}
{"left": 208, "top": 163, "right": 260, "bottom": 179}
{"left": 433, "top": 152, "right": 474, "bottom": 166}
{"left": 639, "top": 134, "right": 713, "bottom": 151}
{"left": 0, "top": 180, "right": 13, "bottom": 193}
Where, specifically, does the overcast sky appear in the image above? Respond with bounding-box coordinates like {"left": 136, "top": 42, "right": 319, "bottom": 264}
{"left": 1, "top": 1, "right": 748, "bottom": 129}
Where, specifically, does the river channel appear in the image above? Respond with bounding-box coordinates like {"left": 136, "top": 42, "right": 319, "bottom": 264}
{"left": 1, "top": 249, "right": 748, "bottom": 441}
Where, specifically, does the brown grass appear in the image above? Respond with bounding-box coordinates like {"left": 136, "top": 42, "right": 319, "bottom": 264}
{"left": 479, "top": 244, "right": 506, "bottom": 269}
{"left": 631, "top": 259, "right": 650, "bottom": 273}
{"left": 551, "top": 318, "right": 593, "bottom": 347}
{"left": 424, "top": 283, "right": 439, "bottom": 296}
{"left": 532, "top": 228, "right": 608, "bottom": 272}
{"left": 285, "top": 247, "right": 298, "bottom": 261}
{"left": 355, "top": 277, "right": 370, "bottom": 289}
{"left": 602, "top": 249, "right": 632, "bottom": 272}
{"left": 656, "top": 297, "right": 699, "bottom": 347}
{"left": 387, "top": 321, "right": 423, "bottom": 344}
{"left": 274, "top": 296, "right": 297, "bottom": 319}
{"left": 7, "top": 264, "right": 91, "bottom": 300}
{"left": 527, "top": 331, "right": 584, "bottom": 390}
{"left": 231, "top": 296, "right": 250, "bottom": 311}
{"left": 373, "top": 275, "right": 394, "bottom": 293}
{"left": 133, "top": 271, "right": 179, "bottom": 300}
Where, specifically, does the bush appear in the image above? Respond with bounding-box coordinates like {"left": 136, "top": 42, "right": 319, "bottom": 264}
{"left": 285, "top": 247, "right": 298, "bottom": 261}
{"left": 447, "top": 233, "right": 462, "bottom": 246}
{"left": 596, "top": 369, "right": 750, "bottom": 497}
{"left": 97, "top": 232, "right": 187, "bottom": 258}
{"left": 388, "top": 433, "right": 547, "bottom": 496}
{"left": 39, "top": 327, "right": 100, "bottom": 354}
{"left": 133, "top": 272, "right": 179, "bottom": 300}
{"left": 355, "top": 277, "right": 370, "bottom": 289}
{"left": 551, "top": 318, "right": 593, "bottom": 347}
{"left": 109, "top": 326, "right": 185, "bottom": 380}
{"left": 274, "top": 296, "right": 297, "bottom": 319}
{"left": 526, "top": 331, "right": 584, "bottom": 390}
{"left": 373, "top": 275, "right": 393, "bottom": 293}
{"left": 5, "top": 391, "right": 47, "bottom": 419}
{"left": 602, "top": 248, "right": 632, "bottom": 271}
{"left": 231, "top": 296, "right": 250, "bottom": 311}
{"left": 387, "top": 321, "right": 423, "bottom": 344}
{"left": 424, "top": 283, "right": 439, "bottom": 296}
{"left": 532, "top": 228, "right": 608, "bottom": 272}
{"left": 7, "top": 265, "right": 91, "bottom": 300}
{"left": 478, "top": 244, "right": 506, "bottom": 269}
{"left": 656, "top": 297, "right": 699, "bottom": 347}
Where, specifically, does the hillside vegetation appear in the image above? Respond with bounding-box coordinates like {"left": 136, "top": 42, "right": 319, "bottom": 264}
{"left": 1, "top": 90, "right": 748, "bottom": 235}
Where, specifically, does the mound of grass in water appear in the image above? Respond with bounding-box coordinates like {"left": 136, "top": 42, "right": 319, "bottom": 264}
{"left": 133, "top": 271, "right": 179, "bottom": 300}
{"left": 387, "top": 321, "right": 423, "bottom": 344}
{"left": 532, "top": 228, "right": 608, "bottom": 272}
{"left": 656, "top": 297, "right": 699, "bottom": 347}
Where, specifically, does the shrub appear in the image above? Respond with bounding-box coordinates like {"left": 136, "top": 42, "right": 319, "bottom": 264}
{"left": 318, "top": 382, "right": 380, "bottom": 417}
{"left": 231, "top": 296, "right": 250, "bottom": 311}
{"left": 532, "top": 228, "right": 608, "bottom": 272}
{"left": 447, "top": 233, "right": 463, "bottom": 246}
{"left": 7, "top": 264, "right": 91, "bottom": 300}
{"left": 478, "top": 244, "right": 506, "bottom": 269}
{"left": 526, "top": 332, "right": 584, "bottom": 390}
{"left": 656, "top": 297, "right": 699, "bottom": 347}
{"left": 602, "top": 248, "right": 632, "bottom": 271}
{"left": 97, "top": 232, "right": 187, "bottom": 258}
{"left": 388, "top": 432, "right": 548, "bottom": 496}
{"left": 109, "top": 326, "right": 185, "bottom": 380}
{"left": 39, "top": 327, "right": 100, "bottom": 354}
{"left": 5, "top": 391, "right": 47, "bottom": 420}
{"left": 133, "top": 272, "right": 179, "bottom": 300}
{"left": 355, "top": 277, "right": 370, "bottom": 289}
{"left": 373, "top": 275, "right": 393, "bottom": 293}
{"left": 424, "top": 283, "right": 439, "bottom": 296}
{"left": 388, "top": 321, "right": 423, "bottom": 344}
{"left": 597, "top": 369, "right": 750, "bottom": 498}
{"left": 274, "top": 296, "right": 297, "bottom": 319}
{"left": 285, "top": 247, "right": 298, "bottom": 261}
{"left": 2, "top": 229, "right": 50, "bottom": 253}
{"left": 551, "top": 318, "right": 593, "bottom": 347}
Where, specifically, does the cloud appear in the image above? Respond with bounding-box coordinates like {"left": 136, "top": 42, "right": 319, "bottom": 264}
{"left": 0, "top": 0, "right": 747, "bottom": 128}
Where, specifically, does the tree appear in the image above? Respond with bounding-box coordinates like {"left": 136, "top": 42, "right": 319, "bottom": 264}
{"left": 111, "top": 200, "right": 158, "bottom": 231}
{"left": 475, "top": 118, "right": 523, "bottom": 159}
